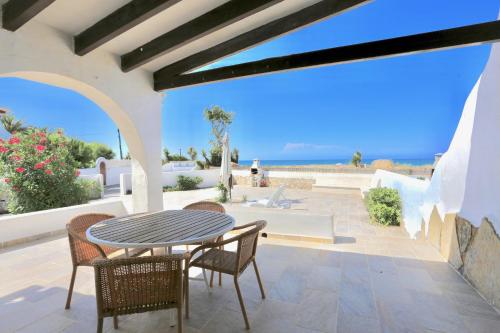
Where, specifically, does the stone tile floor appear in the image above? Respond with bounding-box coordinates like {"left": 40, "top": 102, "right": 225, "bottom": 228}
{"left": 0, "top": 191, "right": 499, "bottom": 332}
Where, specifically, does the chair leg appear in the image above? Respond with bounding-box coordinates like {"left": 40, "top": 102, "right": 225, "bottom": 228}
{"left": 210, "top": 270, "right": 214, "bottom": 288}
{"left": 184, "top": 267, "right": 190, "bottom": 319}
{"left": 234, "top": 276, "right": 250, "bottom": 329}
{"left": 97, "top": 317, "right": 103, "bottom": 333}
{"left": 65, "top": 266, "right": 77, "bottom": 309}
{"left": 202, "top": 268, "right": 211, "bottom": 291}
{"left": 113, "top": 315, "right": 118, "bottom": 329}
{"left": 253, "top": 259, "right": 266, "bottom": 299}
{"left": 177, "top": 306, "right": 183, "bottom": 333}
{"left": 219, "top": 244, "right": 223, "bottom": 287}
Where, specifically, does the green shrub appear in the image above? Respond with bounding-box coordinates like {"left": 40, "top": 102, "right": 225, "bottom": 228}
{"left": 77, "top": 178, "right": 103, "bottom": 200}
{"left": 0, "top": 128, "right": 88, "bottom": 213}
{"left": 176, "top": 175, "right": 203, "bottom": 191}
{"left": 196, "top": 161, "right": 206, "bottom": 170}
{"left": 216, "top": 182, "right": 229, "bottom": 203}
{"left": 366, "top": 187, "right": 401, "bottom": 226}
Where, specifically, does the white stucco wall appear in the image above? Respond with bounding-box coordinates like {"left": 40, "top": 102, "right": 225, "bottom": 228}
{"left": 425, "top": 43, "right": 500, "bottom": 233}
{"left": 0, "top": 20, "right": 163, "bottom": 213}
{"left": 0, "top": 199, "right": 127, "bottom": 245}
{"left": 120, "top": 169, "right": 221, "bottom": 194}
{"left": 372, "top": 43, "right": 500, "bottom": 236}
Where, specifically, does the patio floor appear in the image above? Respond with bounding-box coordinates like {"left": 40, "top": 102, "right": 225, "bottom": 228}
{"left": 0, "top": 191, "right": 498, "bottom": 333}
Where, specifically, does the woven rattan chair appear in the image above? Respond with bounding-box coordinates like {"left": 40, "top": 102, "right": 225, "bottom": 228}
{"left": 93, "top": 254, "right": 189, "bottom": 333}
{"left": 183, "top": 201, "right": 225, "bottom": 287}
{"left": 188, "top": 220, "right": 267, "bottom": 329}
{"left": 65, "top": 213, "right": 152, "bottom": 309}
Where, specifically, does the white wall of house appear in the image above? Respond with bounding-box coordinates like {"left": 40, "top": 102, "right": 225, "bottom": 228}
{"left": 372, "top": 42, "right": 500, "bottom": 236}
{"left": 0, "top": 20, "right": 163, "bottom": 213}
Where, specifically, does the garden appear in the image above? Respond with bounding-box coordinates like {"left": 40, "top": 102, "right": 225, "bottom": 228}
{"left": 0, "top": 125, "right": 102, "bottom": 214}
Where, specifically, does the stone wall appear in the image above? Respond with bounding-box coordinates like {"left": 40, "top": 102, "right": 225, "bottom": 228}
{"left": 434, "top": 212, "right": 500, "bottom": 309}
{"left": 233, "top": 175, "right": 314, "bottom": 190}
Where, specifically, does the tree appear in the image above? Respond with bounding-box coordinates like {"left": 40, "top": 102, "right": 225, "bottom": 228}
{"left": 68, "top": 139, "right": 94, "bottom": 168}
{"left": 352, "top": 151, "right": 362, "bottom": 167}
{"left": 162, "top": 148, "right": 171, "bottom": 163}
{"left": 204, "top": 106, "right": 233, "bottom": 148}
{"left": 162, "top": 147, "right": 187, "bottom": 163}
{"left": 89, "top": 143, "right": 115, "bottom": 160}
{"left": 201, "top": 149, "right": 211, "bottom": 168}
{"left": 209, "top": 146, "right": 222, "bottom": 167}
{"left": 231, "top": 148, "right": 239, "bottom": 164}
{"left": 187, "top": 147, "right": 197, "bottom": 161}
{"left": 1, "top": 114, "right": 26, "bottom": 134}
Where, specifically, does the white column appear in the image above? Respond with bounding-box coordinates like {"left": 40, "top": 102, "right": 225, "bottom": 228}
{"left": 127, "top": 94, "right": 164, "bottom": 213}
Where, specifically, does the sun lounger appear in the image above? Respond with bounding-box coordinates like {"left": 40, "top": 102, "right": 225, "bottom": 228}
{"left": 245, "top": 185, "right": 290, "bottom": 208}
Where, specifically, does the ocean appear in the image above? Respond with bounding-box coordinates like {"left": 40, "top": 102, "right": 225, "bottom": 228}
{"left": 238, "top": 158, "right": 434, "bottom": 167}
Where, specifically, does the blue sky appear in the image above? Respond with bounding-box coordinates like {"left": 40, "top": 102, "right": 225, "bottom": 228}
{"left": 1, "top": 0, "right": 499, "bottom": 161}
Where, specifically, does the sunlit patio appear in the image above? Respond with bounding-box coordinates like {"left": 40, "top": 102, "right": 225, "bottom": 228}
{"left": 1, "top": 191, "right": 498, "bottom": 333}
{"left": 1, "top": 1, "right": 500, "bottom": 332}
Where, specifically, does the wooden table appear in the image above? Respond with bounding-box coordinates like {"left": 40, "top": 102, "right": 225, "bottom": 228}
{"left": 86, "top": 209, "right": 235, "bottom": 325}
{"left": 86, "top": 209, "right": 235, "bottom": 251}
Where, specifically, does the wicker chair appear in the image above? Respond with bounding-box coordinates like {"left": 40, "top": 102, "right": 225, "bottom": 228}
{"left": 93, "top": 254, "right": 189, "bottom": 333}
{"left": 183, "top": 201, "right": 225, "bottom": 287}
{"left": 188, "top": 220, "right": 267, "bottom": 329}
{"left": 65, "top": 213, "right": 152, "bottom": 309}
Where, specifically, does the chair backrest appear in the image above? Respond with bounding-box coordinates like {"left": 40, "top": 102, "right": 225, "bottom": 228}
{"left": 183, "top": 201, "right": 225, "bottom": 213}
{"left": 235, "top": 220, "right": 267, "bottom": 272}
{"left": 93, "top": 254, "right": 188, "bottom": 318}
{"left": 67, "top": 213, "right": 115, "bottom": 265}
{"left": 266, "top": 185, "right": 286, "bottom": 207}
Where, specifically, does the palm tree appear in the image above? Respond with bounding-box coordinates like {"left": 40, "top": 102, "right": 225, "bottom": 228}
{"left": 187, "top": 147, "right": 197, "bottom": 161}
{"left": 351, "top": 151, "right": 362, "bottom": 167}
{"left": 1, "top": 114, "right": 25, "bottom": 134}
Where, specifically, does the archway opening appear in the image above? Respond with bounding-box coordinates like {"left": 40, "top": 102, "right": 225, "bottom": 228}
{"left": 0, "top": 73, "right": 156, "bottom": 213}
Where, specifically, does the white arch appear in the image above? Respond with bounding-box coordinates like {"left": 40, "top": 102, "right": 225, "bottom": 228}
{"left": 0, "top": 21, "right": 164, "bottom": 212}
{"left": 2, "top": 71, "right": 147, "bottom": 165}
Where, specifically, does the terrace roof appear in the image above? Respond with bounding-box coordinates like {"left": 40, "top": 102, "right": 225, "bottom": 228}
{"left": 1, "top": 0, "right": 500, "bottom": 91}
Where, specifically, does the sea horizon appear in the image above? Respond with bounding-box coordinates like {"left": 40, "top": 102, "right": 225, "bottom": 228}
{"left": 238, "top": 158, "right": 434, "bottom": 167}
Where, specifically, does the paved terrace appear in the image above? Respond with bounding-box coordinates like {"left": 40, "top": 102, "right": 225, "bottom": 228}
{"left": 0, "top": 191, "right": 498, "bottom": 333}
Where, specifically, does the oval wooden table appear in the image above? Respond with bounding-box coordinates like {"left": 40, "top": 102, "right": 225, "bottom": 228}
{"left": 86, "top": 209, "right": 235, "bottom": 326}
{"left": 86, "top": 209, "right": 235, "bottom": 251}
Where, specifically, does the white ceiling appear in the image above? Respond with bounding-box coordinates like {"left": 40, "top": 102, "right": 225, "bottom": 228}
{"left": 25, "top": 0, "right": 322, "bottom": 73}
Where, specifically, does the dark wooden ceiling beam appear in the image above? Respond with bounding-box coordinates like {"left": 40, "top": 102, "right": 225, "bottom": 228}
{"left": 154, "top": 0, "right": 371, "bottom": 80}
{"left": 155, "top": 20, "right": 500, "bottom": 91}
{"left": 74, "top": 0, "right": 181, "bottom": 56}
{"left": 1, "top": 0, "right": 55, "bottom": 31}
{"left": 121, "top": 0, "right": 283, "bottom": 72}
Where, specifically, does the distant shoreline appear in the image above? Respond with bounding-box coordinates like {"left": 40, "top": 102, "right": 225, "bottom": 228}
{"left": 238, "top": 158, "right": 434, "bottom": 167}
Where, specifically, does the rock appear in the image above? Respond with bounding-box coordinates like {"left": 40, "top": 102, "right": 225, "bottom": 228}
{"left": 463, "top": 218, "right": 500, "bottom": 308}
{"left": 456, "top": 216, "right": 473, "bottom": 257}
{"left": 440, "top": 213, "right": 463, "bottom": 270}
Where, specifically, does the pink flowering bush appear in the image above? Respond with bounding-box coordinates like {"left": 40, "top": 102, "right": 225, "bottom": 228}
{"left": 0, "top": 128, "right": 87, "bottom": 213}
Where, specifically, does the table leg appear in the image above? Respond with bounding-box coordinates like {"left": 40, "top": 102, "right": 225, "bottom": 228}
{"left": 124, "top": 248, "right": 129, "bottom": 258}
